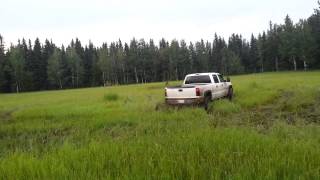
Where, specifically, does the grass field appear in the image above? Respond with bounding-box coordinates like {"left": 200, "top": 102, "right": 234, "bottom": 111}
{"left": 0, "top": 71, "right": 319, "bottom": 179}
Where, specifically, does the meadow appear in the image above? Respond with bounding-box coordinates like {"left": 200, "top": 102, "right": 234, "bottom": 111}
{"left": 0, "top": 71, "right": 319, "bottom": 179}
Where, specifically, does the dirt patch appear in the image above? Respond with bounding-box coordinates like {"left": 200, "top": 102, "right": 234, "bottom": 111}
{"left": 104, "top": 121, "right": 137, "bottom": 138}
{"left": 155, "top": 102, "right": 201, "bottom": 112}
{"left": 252, "top": 90, "right": 320, "bottom": 126}
{"left": 208, "top": 90, "right": 320, "bottom": 130}
{"left": 155, "top": 102, "right": 170, "bottom": 111}
{"left": 0, "top": 108, "right": 19, "bottom": 122}
{"left": 36, "top": 127, "right": 73, "bottom": 145}
{"left": 124, "top": 96, "right": 133, "bottom": 104}
{"left": 298, "top": 96, "right": 320, "bottom": 124}
{"left": 49, "top": 127, "right": 72, "bottom": 137}
{"left": 267, "top": 90, "right": 318, "bottom": 122}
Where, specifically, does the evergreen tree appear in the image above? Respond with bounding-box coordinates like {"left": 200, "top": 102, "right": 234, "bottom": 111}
{"left": 18, "top": 39, "right": 33, "bottom": 91}
{"left": 83, "top": 42, "right": 96, "bottom": 86}
{"left": 0, "top": 35, "right": 5, "bottom": 88}
{"left": 149, "top": 39, "right": 160, "bottom": 82}
{"left": 307, "top": 1, "right": 320, "bottom": 68}
{"left": 117, "top": 39, "right": 126, "bottom": 84}
{"left": 188, "top": 42, "right": 196, "bottom": 73}
{"left": 109, "top": 42, "right": 119, "bottom": 84}
{"left": 178, "top": 40, "right": 189, "bottom": 78}
{"left": 42, "top": 39, "right": 54, "bottom": 89}
{"left": 30, "top": 38, "right": 46, "bottom": 90}
{"left": 257, "top": 32, "right": 267, "bottom": 72}
{"left": 249, "top": 34, "right": 259, "bottom": 72}
{"left": 212, "top": 35, "right": 227, "bottom": 73}
{"left": 74, "top": 38, "right": 84, "bottom": 86}
{"left": 240, "top": 41, "right": 251, "bottom": 73}
{"left": 0, "top": 35, "right": 10, "bottom": 92}
{"left": 169, "top": 40, "right": 180, "bottom": 80}
{"left": 159, "top": 38, "right": 170, "bottom": 81}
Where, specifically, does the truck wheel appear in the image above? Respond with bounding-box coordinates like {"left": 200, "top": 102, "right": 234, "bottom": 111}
{"left": 227, "top": 87, "right": 233, "bottom": 101}
{"left": 204, "top": 95, "right": 211, "bottom": 111}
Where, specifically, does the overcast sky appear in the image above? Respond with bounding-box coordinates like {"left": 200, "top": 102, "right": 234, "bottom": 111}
{"left": 0, "top": 0, "right": 318, "bottom": 48}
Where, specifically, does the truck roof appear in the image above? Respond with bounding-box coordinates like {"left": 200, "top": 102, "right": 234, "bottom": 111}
{"left": 186, "top": 72, "right": 220, "bottom": 76}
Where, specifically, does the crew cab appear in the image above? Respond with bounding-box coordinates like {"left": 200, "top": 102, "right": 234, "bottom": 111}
{"left": 165, "top": 73, "right": 233, "bottom": 110}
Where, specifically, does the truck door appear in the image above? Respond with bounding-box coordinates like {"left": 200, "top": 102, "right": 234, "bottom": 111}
{"left": 218, "top": 74, "right": 228, "bottom": 97}
{"left": 212, "top": 75, "right": 222, "bottom": 98}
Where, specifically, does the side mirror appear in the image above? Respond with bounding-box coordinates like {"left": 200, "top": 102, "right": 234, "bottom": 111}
{"left": 226, "top": 77, "right": 230, "bottom": 82}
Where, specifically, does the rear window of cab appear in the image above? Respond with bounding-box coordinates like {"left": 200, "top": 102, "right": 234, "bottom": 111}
{"left": 185, "top": 75, "right": 211, "bottom": 84}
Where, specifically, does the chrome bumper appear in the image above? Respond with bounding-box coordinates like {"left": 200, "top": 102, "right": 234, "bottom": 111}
{"left": 165, "top": 97, "right": 204, "bottom": 105}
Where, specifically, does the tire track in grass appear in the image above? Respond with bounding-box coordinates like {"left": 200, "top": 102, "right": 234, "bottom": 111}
{"left": 208, "top": 89, "right": 320, "bottom": 131}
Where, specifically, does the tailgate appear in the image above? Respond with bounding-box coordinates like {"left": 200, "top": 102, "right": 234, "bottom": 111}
{"left": 166, "top": 87, "right": 197, "bottom": 98}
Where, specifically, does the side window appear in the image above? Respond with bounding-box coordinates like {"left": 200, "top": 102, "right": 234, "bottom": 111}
{"left": 218, "top": 75, "right": 225, "bottom": 82}
{"left": 212, "top": 75, "right": 219, "bottom": 83}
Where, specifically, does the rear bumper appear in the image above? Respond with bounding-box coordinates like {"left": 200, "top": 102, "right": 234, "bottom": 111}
{"left": 165, "top": 97, "right": 204, "bottom": 105}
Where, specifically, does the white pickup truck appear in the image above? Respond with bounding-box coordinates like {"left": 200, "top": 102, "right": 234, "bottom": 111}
{"left": 165, "top": 73, "right": 233, "bottom": 109}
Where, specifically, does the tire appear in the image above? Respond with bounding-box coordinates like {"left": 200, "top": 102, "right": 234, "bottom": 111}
{"left": 204, "top": 95, "right": 211, "bottom": 111}
{"left": 227, "top": 87, "right": 233, "bottom": 101}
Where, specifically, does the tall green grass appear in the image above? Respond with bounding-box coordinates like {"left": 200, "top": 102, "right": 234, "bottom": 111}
{"left": 0, "top": 71, "right": 319, "bottom": 179}
{"left": 103, "top": 93, "right": 119, "bottom": 102}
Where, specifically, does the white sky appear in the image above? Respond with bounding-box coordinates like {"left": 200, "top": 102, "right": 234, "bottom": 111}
{"left": 0, "top": 0, "right": 318, "bottom": 48}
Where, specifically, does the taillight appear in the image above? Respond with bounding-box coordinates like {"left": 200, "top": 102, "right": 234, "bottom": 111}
{"left": 165, "top": 89, "right": 167, "bottom": 97}
{"left": 196, "top": 88, "right": 200, "bottom": 96}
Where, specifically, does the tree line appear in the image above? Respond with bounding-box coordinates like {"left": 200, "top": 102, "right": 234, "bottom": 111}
{"left": 0, "top": 3, "right": 319, "bottom": 93}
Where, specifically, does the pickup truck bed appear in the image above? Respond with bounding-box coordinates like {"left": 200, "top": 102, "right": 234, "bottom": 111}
{"left": 165, "top": 84, "right": 207, "bottom": 105}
